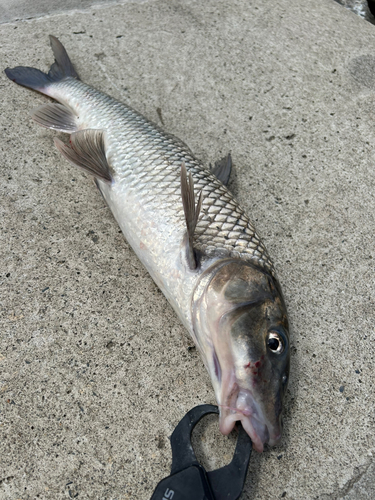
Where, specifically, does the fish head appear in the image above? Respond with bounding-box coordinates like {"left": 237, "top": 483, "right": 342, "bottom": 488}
{"left": 192, "top": 259, "right": 289, "bottom": 452}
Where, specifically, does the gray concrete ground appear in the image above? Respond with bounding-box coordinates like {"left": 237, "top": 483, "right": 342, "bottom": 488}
{"left": 1, "top": 0, "right": 375, "bottom": 498}
{"left": 0, "top": 1, "right": 125, "bottom": 24}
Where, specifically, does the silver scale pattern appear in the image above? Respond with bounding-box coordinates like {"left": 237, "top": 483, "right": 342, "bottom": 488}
{"left": 56, "top": 78, "right": 275, "bottom": 275}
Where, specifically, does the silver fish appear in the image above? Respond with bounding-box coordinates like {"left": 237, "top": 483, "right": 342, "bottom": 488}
{"left": 5, "top": 36, "right": 290, "bottom": 452}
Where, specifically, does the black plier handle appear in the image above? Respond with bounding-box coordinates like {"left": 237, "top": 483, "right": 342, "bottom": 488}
{"left": 150, "top": 404, "right": 252, "bottom": 500}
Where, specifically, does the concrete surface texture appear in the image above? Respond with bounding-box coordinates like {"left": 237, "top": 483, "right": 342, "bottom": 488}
{"left": 0, "top": 0, "right": 126, "bottom": 24}
{"left": 1, "top": 0, "right": 375, "bottom": 498}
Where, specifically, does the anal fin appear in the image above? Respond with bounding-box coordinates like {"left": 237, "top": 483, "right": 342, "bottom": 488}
{"left": 181, "top": 162, "right": 202, "bottom": 270}
{"left": 54, "top": 129, "right": 112, "bottom": 183}
{"left": 31, "top": 103, "right": 78, "bottom": 133}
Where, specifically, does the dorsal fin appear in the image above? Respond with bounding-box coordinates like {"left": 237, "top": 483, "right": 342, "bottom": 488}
{"left": 210, "top": 153, "right": 232, "bottom": 186}
{"left": 181, "top": 162, "right": 202, "bottom": 270}
{"left": 54, "top": 129, "right": 112, "bottom": 183}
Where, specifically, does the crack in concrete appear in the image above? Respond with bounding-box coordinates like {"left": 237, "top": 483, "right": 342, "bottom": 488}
{"left": 318, "top": 458, "right": 375, "bottom": 499}
{"left": 338, "top": 461, "right": 373, "bottom": 498}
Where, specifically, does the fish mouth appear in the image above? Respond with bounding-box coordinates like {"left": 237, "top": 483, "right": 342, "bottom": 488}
{"left": 218, "top": 389, "right": 280, "bottom": 453}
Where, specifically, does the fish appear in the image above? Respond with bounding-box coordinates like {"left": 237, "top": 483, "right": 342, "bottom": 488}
{"left": 5, "top": 36, "right": 290, "bottom": 453}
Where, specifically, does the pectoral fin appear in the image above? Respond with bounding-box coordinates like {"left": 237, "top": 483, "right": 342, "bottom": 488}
{"left": 210, "top": 153, "right": 232, "bottom": 186}
{"left": 54, "top": 129, "right": 112, "bottom": 183}
{"left": 31, "top": 103, "right": 78, "bottom": 133}
{"left": 181, "top": 162, "right": 202, "bottom": 270}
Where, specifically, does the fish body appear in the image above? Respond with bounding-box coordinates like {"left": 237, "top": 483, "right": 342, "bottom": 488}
{"left": 5, "top": 36, "right": 290, "bottom": 452}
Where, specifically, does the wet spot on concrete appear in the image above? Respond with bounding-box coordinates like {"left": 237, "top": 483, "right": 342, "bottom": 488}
{"left": 348, "top": 55, "right": 375, "bottom": 89}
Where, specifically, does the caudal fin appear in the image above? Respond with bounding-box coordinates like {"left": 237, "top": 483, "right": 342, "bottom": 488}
{"left": 5, "top": 35, "right": 79, "bottom": 94}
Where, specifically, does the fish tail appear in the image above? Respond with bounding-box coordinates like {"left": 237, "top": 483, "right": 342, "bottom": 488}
{"left": 4, "top": 35, "right": 79, "bottom": 94}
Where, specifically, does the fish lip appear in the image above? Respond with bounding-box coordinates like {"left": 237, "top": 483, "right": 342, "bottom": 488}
{"left": 218, "top": 405, "right": 270, "bottom": 453}
{"left": 218, "top": 386, "right": 283, "bottom": 452}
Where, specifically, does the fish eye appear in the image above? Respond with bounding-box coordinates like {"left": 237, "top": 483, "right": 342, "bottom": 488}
{"left": 267, "top": 331, "right": 284, "bottom": 354}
